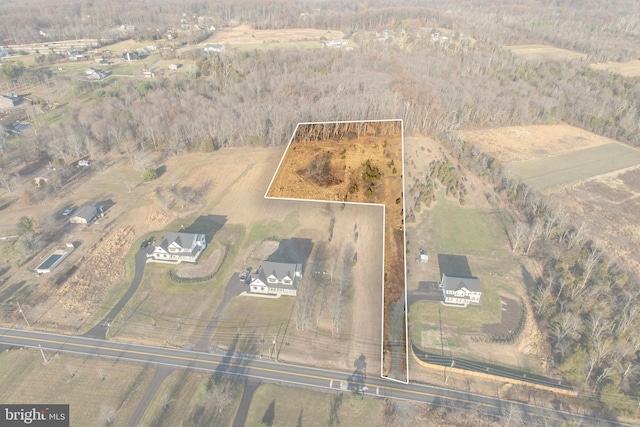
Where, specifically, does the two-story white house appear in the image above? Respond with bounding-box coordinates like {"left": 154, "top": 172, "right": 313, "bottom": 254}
{"left": 150, "top": 232, "right": 206, "bottom": 264}
{"left": 249, "top": 261, "right": 302, "bottom": 296}
{"left": 441, "top": 273, "right": 481, "bottom": 307}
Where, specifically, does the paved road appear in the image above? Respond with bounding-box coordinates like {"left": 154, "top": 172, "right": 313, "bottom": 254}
{"left": 0, "top": 327, "right": 632, "bottom": 427}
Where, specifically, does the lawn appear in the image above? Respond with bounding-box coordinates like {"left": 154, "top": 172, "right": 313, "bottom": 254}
{"left": 509, "top": 142, "right": 640, "bottom": 191}
{"left": 0, "top": 350, "right": 154, "bottom": 427}
{"left": 423, "top": 195, "right": 508, "bottom": 258}
{"left": 209, "top": 296, "right": 295, "bottom": 355}
{"left": 245, "top": 384, "right": 385, "bottom": 427}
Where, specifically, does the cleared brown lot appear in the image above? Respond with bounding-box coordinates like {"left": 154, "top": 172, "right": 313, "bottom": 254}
{"left": 458, "top": 124, "right": 613, "bottom": 163}
{"left": 506, "top": 44, "right": 587, "bottom": 61}
{"left": 267, "top": 121, "right": 404, "bottom": 379}
{"left": 197, "top": 24, "right": 344, "bottom": 46}
{"left": 547, "top": 165, "right": 640, "bottom": 276}
{"left": 591, "top": 60, "right": 640, "bottom": 77}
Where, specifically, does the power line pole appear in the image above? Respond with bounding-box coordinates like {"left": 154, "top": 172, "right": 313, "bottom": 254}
{"left": 16, "top": 302, "right": 31, "bottom": 328}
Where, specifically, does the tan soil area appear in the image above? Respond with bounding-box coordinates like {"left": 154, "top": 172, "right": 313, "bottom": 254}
{"left": 591, "top": 60, "right": 640, "bottom": 77}
{"left": 203, "top": 24, "right": 344, "bottom": 45}
{"left": 506, "top": 44, "right": 587, "bottom": 61}
{"left": 547, "top": 165, "right": 640, "bottom": 276}
{"left": 458, "top": 124, "right": 614, "bottom": 163}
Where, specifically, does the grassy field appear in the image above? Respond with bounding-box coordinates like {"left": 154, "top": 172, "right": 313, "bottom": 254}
{"left": 423, "top": 194, "right": 508, "bottom": 259}
{"left": 509, "top": 142, "right": 640, "bottom": 191}
{"left": 244, "top": 384, "right": 385, "bottom": 427}
{"left": 139, "top": 369, "right": 243, "bottom": 427}
{"left": 0, "top": 350, "right": 154, "bottom": 427}
{"left": 209, "top": 296, "right": 295, "bottom": 355}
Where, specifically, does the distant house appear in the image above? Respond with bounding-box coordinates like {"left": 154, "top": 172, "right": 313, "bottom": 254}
{"left": 0, "top": 93, "right": 20, "bottom": 110}
{"left": 203, "top": 44, "right": 225, "bottom": 53}
{"left": 70, "top": 205, "right": 98, "bottom": 224}
{"left": 123, "top": 51, "right": 140, "bottom": 61}
{"left": 249, "top": 261, "right": 302, "bottom": 297}
{"left": 325, "top": 39, "right": 348, "bottom": 47}
{"left": 85, "top": 68, "right": 111, "bottom": 80}
{"left": 150, "top": 232, "right": 206, "bottom": 264}
{"left": 441, "top": 273, "right": 481, "bottom": 307}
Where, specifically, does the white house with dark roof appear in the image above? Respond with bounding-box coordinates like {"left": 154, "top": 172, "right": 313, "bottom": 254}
{"left": 249, "top": 261, "right": 302, "bottom": 296}
{"left": 441, "top": 273, "right": 481, "bottom": 307}
{"left": 150, "top": 232, "right": 206, "bottom": 264}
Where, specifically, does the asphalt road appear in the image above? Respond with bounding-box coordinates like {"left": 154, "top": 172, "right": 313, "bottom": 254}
{"left": 0, "top": 327, "right": 633, "bottom": 426}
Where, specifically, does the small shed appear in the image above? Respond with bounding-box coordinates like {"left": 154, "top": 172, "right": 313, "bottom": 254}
{"left": 70, "top": 205, "right": 98, "bottom": 224}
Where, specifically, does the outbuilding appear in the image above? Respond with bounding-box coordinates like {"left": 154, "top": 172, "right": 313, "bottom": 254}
{"left": 69, "top": 205, "right": 98, "bottom": 224}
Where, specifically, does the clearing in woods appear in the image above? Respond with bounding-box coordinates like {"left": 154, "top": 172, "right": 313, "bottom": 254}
{"left": 505, "top": 44, "right": 587, "bottom": 61}
{"left": 190, "top": 24, "right": 345, "bottom": 50}
{"left": 267, "top": 120, "right": 406, "bottom": 381}
{"left": 590, "top": 60, "right": 640, "bottom": 77}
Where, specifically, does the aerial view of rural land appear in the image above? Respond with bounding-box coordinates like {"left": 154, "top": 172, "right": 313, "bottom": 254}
{"left": 0, "top": 1, "right": 639, "bottom": 426}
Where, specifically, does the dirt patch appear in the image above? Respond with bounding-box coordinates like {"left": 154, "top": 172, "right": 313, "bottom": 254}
{"left": 458, "top": 124, "right": 614, "bottom": 163}
{"left": 591, "top": 60, "right": 640, "bottom": 77}
{"left": 506, "top": 44, "right": 587, "bottom": 61}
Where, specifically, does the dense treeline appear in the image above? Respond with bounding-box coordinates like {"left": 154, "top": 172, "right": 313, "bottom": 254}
{"left": 9, "top": 36, "right": 638, "bottom": 169}
{"left": 1, "top": 0, "right": 639, "bottom": 61}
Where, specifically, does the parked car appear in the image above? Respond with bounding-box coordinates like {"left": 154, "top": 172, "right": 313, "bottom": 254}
{"left": 141, "top": 240, "right": 148, "bottom": 249}
{"left": 62, "top": 208, "right": 74, "bottom": 216}
{"left": 240, "top": 267, "right": 252, "bottom": 281}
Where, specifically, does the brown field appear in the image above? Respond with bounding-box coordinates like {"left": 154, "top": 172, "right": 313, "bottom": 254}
{"left": 0, "top": 349, "right": 154, "bottom": 427}
{"left": 506, "top": 44, "right": 587, "bottom": 61}
{"left": 591, "top": 60, "right": 640, "bottom": 77}
{"left": 458, "top": 124, "right": 613, "bottom": 163}
{"left": 547, "top": 165, "right": 640, "bottom": 276}
{"left": 267, "top": 121, "right": 405, "bottom": 379}
{"left": 202, "top": 23, "right": 344, "bottom": 46}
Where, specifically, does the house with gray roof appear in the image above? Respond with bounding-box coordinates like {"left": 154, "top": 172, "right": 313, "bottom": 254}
{"left": 150, "top": 232, "right": 206, "bottom": 264}
{"left": 249, "top": 261, "right": 302, "bottom": 296}
{"left": 441, "top": 273, "right": 481, "bottom": 307}
{"left": 69, "top": 205, "right": 98, "bottom": 224}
